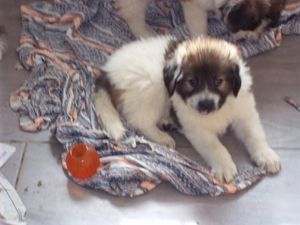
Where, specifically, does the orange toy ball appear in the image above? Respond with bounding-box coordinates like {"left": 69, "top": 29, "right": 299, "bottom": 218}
{"left": 66, "top": 143, "right": 100, "bottom": 180}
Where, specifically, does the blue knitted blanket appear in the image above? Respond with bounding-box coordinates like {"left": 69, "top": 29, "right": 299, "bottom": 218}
{"left": 10, "top": 0, "right": 300, "bottom": 197}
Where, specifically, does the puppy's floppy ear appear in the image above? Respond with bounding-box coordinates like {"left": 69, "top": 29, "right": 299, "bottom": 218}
{"left": 163, "top": 63, "right": 183, "bottom": 96}
{"left": 163, "top": 39, "right": 183, "bottom": 96}
{"left": 231, "top": 64, "right": 241, "bottom": 97}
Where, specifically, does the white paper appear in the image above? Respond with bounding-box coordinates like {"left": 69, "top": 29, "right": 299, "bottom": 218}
{"left": 0, "top": 143, "right": 16, "bottom": 168}
{"left": 0, "top": 173, "right": 26, "bottom": 225}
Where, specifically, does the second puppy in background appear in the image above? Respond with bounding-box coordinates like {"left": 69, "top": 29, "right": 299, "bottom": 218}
{"left": 222, "top": 0, "right": 286, "bottom": 40}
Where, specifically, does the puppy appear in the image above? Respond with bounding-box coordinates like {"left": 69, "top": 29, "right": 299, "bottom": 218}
{"left": 113, "top": 0, "right": 228, "bottom": 37}
{"left": 0, "top": 26, "right": 6, "bottom": 60}
{"left": 114, "top": 0, "right": 286, "bottom": 40}
{"left": 221, "top": 0, "right": 286, "bottom": 40}
{"left": 94, "top": 36, "right": 281, "bottom": 182}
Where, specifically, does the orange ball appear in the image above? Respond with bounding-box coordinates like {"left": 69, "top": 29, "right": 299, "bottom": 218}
{"left": 66, "top": 143, "right": 100, "bottom": 180}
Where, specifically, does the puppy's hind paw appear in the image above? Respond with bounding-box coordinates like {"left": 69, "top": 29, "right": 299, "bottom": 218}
{"left": 252, "top": 148, "right": 281, "bottom": 174}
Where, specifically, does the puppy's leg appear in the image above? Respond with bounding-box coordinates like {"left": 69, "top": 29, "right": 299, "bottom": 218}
{"left": 232, "top": 95, "right": 281, "bottom": 173}
{"left": 139, "top": 124, "right": 176, "bottom": 149}
{"left": 114, "top": 0, "right": 155, "bottom": 38}
{"left": 181, "top": 1, "right": 208, "bottom": 37}
{"left": 129, "top": 112, "right": 176, "bottom": 148}
{"left": 185, "top": 129, "right": 237, "bottom": 182}
{"left": 94, "top": 89, "right": 126, "bottom": 141}
{"left": 125, "top": 103, "right": 176, "bottom": 148}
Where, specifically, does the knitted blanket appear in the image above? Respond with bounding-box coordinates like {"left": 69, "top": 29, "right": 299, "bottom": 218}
{"left": 10, "top": 0, "right": 300, "bottom": 197}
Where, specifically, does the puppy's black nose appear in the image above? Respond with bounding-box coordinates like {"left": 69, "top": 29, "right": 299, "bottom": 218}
{"left": 198, "top": 100, "right": 215, "bottom": 113}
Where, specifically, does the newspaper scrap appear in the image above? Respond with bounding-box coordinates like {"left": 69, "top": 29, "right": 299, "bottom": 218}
{"left": 0, "top": 143, "right": 16, "bottom": 168}
{"left": 0, "top": 172, "right": 26, "bottom": 225}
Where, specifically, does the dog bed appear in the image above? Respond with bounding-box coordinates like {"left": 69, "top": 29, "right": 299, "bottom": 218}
{"left": 10, "top": 0, "right": 300, "bottom": 197}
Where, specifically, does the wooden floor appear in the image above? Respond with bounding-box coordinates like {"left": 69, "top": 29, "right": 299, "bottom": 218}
{"left": 1, "top": 1, "right": 300, "bottom": 225}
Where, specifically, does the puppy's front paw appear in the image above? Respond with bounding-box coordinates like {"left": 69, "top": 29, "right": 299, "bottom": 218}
{"left": 96, "top": 112, "right": 125, "bottom": 141}
{"left": 211, "top": 157, "right": 238, "bottom": 183}
{"left": 106, "top": 122, "right": 126, "bottom": 141}
{"left": 252, "top": 148, "right": 281, "bottom": 174}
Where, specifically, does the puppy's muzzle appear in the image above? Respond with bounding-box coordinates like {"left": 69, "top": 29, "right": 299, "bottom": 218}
{"left": 197, "top": 99, "right": 216, "bottom": 115}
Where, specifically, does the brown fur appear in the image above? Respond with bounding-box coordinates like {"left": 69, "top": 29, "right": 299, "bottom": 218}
{"left": 164, "top": 38, "right": 241, "bottom": 111}
{"left": 268, "top": 0, "right": 286, "bottom": 27}
{"left": 177, "top": 39, "right": 239, "bottom": 102}
{"left": 225, "top": 0, "right": 286, "bottom": 33}
{"left": 164, "top": 40, "right": 180, "bottom": 61}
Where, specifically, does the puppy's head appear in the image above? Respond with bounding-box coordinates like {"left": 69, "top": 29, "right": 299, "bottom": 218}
{"left": 221, "top": 0, "right": 286, "bottom": 35}
{"left": 164, "top": 38, "right": 241, "bottom": 115}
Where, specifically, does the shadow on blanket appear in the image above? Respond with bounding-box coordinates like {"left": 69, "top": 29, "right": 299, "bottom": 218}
{"left": 10, "top": 0, "right": 300, "bottom": 197}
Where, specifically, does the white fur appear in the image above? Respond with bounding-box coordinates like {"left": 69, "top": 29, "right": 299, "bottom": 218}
{"left": 93, "top": 89, "right": 126, "bottom": 141}
{"left": 171, "top": 57, "right": 280, "bottom": 181}
{"left": 94, "top": 36, "right": 281, "bottom": 182}
{"left": 114, "top": 0, "right": 228, "bottom": 38}
{"left": 101, "top": 36, "right": 176, "bottom": 148}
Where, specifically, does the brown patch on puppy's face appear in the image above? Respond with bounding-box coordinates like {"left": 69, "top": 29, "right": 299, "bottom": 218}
{"left": 164, "top": 38, "right": 241, "bottom": 115}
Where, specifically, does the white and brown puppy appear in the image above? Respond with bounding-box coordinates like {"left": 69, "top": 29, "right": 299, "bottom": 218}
{"left": 94, "top": 36, "right": 281, "bottom": 182}
{"left": 113, "top": 0, "right": 228, "bottom": 37}
{"left": 222, "top": 0, "right": 286, "bottom": 40}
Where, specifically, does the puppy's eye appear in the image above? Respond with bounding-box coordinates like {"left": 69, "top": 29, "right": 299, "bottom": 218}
{"left": 188, "top": 78, "right": 198, "bottom": 88}
{"left": 214, "top": 77, "right": 223, "bottom": 87}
